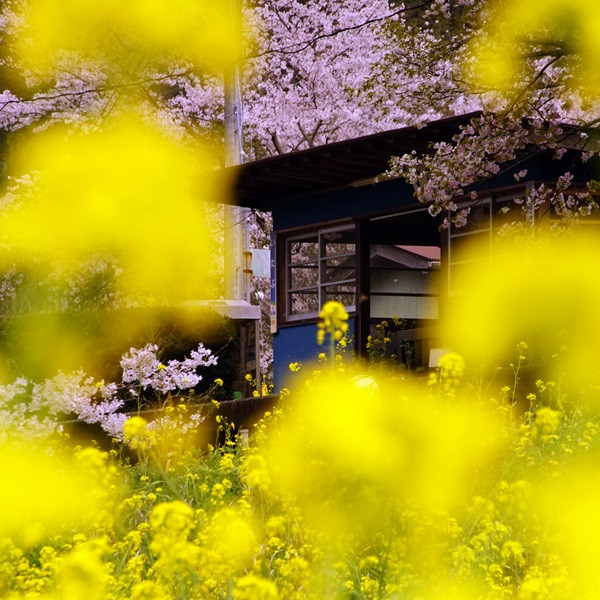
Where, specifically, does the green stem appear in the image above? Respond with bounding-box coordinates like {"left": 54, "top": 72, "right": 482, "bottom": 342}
{"left": 328, "top": 331, "right": 335, "bottom": 364}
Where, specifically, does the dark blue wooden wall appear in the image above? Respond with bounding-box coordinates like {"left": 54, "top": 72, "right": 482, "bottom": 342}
{"left": 269, "top": 149, "right": 598, "bottom": 390}
{"left": 273, "top": 318, "right": 355, "bottom": 390}
{"left": 272, "top": 179, "right": 416, "bottom": 230}
{"left": 270, "top": 181, "right": 412, "bottom": 390}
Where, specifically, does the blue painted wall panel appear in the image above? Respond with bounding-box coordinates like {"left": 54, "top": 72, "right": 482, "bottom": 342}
{"left": 273, "top": 179, "right": 416, "bottom": 231}
{"left": 273, "top": 318, "right": 355, "bottom": 390}
{"left": 269, "top": 149, "right": 597, "bottom": 390}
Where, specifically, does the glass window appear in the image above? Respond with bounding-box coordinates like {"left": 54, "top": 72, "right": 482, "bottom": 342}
{"left": 284, "top": 225, "right": 356, "bottom": 320}
{"left": 448, "top": 191, "right": 529, "bottom": 294}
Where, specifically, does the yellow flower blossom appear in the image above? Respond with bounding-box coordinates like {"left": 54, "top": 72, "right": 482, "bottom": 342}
{"left": 123, "top": 416, "right": 157, "bottom": 451}
{"left": 150, "top": 501, "right": 194, "bottom": 534}
{"left": 243, "top": 453, "right": 271, "bottom": 492}
{"left": 534, "top": 407, "right": 561, "bottom": 442}
{"left": 233, "top": 574, "right": 279, "bottom": 599}
{"left": 130, "top": 580, "right": 169, "bottom": 600}
{"left": 500, "top": 540, "right": 526, "bottom": 568}
{"left": 317, "top": 301, "right": 349, "bottom": 345}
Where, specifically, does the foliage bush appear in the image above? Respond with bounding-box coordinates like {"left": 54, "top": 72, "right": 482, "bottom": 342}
{"left": 2, "top": 295, "right": 600, "bottom": 599}
{"left": 0, "top": 306, "right": 238, "bottom": 403}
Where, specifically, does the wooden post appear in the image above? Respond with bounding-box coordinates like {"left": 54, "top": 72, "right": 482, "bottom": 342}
{"left": 355, "top": 218, "right": 370, "bottom": 359}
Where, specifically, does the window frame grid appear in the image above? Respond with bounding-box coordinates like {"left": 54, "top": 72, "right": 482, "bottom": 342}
{"left": 285, "top": 224, "right": 357, "bottom": 322}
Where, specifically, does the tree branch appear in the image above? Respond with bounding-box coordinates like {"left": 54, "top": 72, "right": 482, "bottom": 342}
{"left": 248, "top": 0, "right": 436, "bottom": 60}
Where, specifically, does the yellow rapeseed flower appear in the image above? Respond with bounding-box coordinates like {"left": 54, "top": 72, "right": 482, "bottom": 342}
{"left": 318, "top": 301, "right": 349, "bottom": 343}
{"left": 233, "top": 574, "right": 279, "bottom": 600}
{"left": 534, "top": 407, "right": 561, "bottom": 442}
{"left": 150, "top": 501, "right": 195, "bottom": 534}
{"left": 12, "top": 0, "right": 239, "bottom": 74}
{"left": 123, "top": 417, "right": 156, "bottom": 451}
{"left": 444, "top": 232, "right": 600, "bottom": 404}
{"left": 0, "top": 442, "right": 117, "bottom": 548}
{"left": 469, "top": 0, "right": 600, "bottom": 99}
{"left": 243, "top": 453, "right": 272, "bottom": 492}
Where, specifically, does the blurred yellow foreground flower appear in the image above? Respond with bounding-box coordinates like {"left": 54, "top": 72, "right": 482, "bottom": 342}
{"left": 263, "top": 368, "right": 503, "bottom": 539}
{"left": 445, "top": 232, "right": 600, "bottom": 404}
{"left": 470, "top": 0, "right": 600, "bottom": 99}
{"left": 0, "top": 442, "right": 121, "bottom": 548}
{"left": 1, "top": 112, "right": 227, "bottom": 301}
{"left": 12, "top": 0, "right": 239, "bottom": 74}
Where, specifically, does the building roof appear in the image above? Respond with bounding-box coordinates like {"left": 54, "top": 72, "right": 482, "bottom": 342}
{"left": 227, "top": 112, "right": 481, "bottom": 211}
{"left": 182, "top": 299, "right": 260, "bottom": 321}
{"left": 370, "top": 244, "right": 440, "bottom": 269}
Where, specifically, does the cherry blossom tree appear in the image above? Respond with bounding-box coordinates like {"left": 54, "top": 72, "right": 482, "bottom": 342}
{"left": 0, "top": 0, "right": 483, "bottom": 157}
{"left": 1, "top": 0, "right": 598, "bottom": 383}
{"left": 381, "top": 0, "right": 600, "bottom": 228}
{"left": 243, "top": 0, "right": 397, "bottom": 156}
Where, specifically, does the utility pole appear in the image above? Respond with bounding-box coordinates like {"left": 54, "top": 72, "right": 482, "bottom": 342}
{"left": 223, "top": 0, "right": 262, "bottom": 394}
{"left": 224, "top": 0, "right": 249, "bottom": 302}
